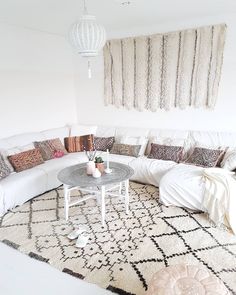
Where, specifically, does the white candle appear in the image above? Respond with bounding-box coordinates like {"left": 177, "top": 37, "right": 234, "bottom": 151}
{"left": 107, "top": 149, "right": 109, "bottom": 169}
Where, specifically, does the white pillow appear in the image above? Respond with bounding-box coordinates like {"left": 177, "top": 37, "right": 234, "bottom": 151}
{"left": 70, "top": 125, "right": 97, "bottom": 136}
{"left": 221, "top": 148, "right": 236, "bottom": 171}
{"left": 119, "top": 136, "right": 148, "bottom": 156}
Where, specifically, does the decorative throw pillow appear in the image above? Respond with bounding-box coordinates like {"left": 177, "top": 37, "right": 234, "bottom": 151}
{"left": 184, "top": 147, "right": 225, "bottom": 168}
{"left": 110, "top": 143, "right": 141, "bottom": 157}
{"left": 148, "top": 143, "right": 184, "bottom": 162}
{"left": 64, "top": 134, "right": 94, "bottom": 153}
{"left": 0, "top": 153, "right": 11, "bottom": 180}
{"left": 34, "top": 138, "right": 68, "bottom": 161}
{"left": 146, "top": 136, "right": 186, "bottom": 156}
{"left": 119, "top": 136, "right": 148, "bottom": 156}
{"left": 221, "top": 148, "right": 236, "bottom": 171}
{"left": 94, "top": 136, "right": 115, "bottom": 151}
{"left": 8, "top": 149, "right": 44, "bottom": 172}
{"left": 0, "top": 143, "right": 35, "bottom": 173}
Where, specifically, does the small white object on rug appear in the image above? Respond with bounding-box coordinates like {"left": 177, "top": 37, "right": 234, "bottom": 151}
{"left": 67, "top": 227, "right": 87, "bottom": 240}
{"left": 76, "top": 233, "right": 90, "bottom": 248}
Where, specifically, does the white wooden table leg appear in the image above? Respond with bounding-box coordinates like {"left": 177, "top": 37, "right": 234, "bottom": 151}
{"left": 119, "top": 182, "right": 122, "bottom": 196}
{"left": 96, "top": 191, "right": 101, "bottom": 205}
{"left": 101, "top": 185, "right": 106, "bottom": 226}
{"left": 125, "top": 179, "right": 129, "bottom": 214}
{"left": 64, "top": 185, "right": 70, "bottom": 221}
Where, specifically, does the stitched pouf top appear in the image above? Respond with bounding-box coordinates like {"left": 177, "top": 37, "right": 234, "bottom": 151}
{"left": 146, "top": 264, "right": 229, "bottom": 295}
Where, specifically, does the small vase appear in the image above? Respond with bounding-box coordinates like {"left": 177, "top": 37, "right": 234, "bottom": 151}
{"left": 96, "top": 162, "right": 105, "bottom": 174}
{"left": 92, "top": 168, "right": 101, "bottom": 178}
{"left": 87, "top": 161, "right": 95, "bottom": 175}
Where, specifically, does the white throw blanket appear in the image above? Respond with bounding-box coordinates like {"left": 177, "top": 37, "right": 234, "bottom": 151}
{"left": 203, "top": 168, "right": 236, "bottom": 234}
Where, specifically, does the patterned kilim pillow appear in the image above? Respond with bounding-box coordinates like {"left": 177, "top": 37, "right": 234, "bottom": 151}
{"left": 94, "top": 136, "right": 115, "bottom": 151}
{"left": 0, "top": 153, "right": 11, "bottom": 180}
{"left": 64, "top": 134, "right": 94, "bottom": 153}
{"left": 110, "top": 143, "right": 141, "bottom": 157}
{"left": 34, "top": 138, "right": 68, "bottom": 161}
{"left": 8, "top": 149, "right": 44, "bottom": 172}
{"left": 148, "top": 143, "right": 184, "bottom": 162}
{"left": 184, "top": 147, "right": 225, "bottom": 167}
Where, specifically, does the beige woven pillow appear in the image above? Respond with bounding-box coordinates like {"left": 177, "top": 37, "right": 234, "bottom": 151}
{"left": 0, "top": 153, "right": 11, "bottom": 179}
{"left": 110, "top": 143, "right": 141, "bottom": 158}
{"left": 183, "top": 147, "right": 226, "bottom": 168}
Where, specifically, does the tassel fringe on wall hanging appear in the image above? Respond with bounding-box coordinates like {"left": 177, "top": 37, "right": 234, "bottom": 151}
{"left": 103, "top": 24, "right": 226, "bottom": 111}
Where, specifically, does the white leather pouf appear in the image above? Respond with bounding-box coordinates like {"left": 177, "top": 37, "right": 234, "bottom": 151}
{"left": 146, "top": 264, "right": 229, "bottom": 295}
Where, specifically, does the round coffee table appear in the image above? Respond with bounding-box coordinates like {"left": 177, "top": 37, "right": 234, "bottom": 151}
{"left": 58, "top": 162, "right": 134, "bottom": 225}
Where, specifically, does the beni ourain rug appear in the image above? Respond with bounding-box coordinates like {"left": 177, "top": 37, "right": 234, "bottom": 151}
{"left": 1, "top": 182, "right": 236, "bottom": 295}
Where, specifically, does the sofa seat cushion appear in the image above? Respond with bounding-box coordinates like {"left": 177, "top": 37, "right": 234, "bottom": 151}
{"left": 159, "top": 163, "right": 205, "bottom": 210}
{"left": 0, "top": 168, "right": 47, "bottom": 216}
{"left": 62, "top": 152, "right": 89, "bottom": 163}
{"left": 36, "top": 156, "right": 82, "bottom": 191}
{"left": 130, "top": 157, "right": 177, "bottom": 187}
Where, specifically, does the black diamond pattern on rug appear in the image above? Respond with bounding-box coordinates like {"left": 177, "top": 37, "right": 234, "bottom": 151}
{"left": 0, "top": 182, "right": 236, "bottom": 295}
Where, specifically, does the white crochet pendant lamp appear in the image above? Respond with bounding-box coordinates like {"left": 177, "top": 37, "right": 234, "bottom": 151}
{"left": 69, "top": 0, "right": 106, "bottom": 78}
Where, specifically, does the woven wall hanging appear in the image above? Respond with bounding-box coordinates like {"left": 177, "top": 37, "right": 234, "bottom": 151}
{"left": 103, "top": 24, "right": 226, "bottom": 111}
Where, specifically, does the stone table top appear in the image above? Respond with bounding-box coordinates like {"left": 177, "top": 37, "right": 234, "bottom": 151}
{"left": 57, "top": 161, "right": 134, "bottom": 188}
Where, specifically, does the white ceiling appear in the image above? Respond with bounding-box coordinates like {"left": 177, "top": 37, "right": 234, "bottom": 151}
{"left": 0, "top": 0, "right": 236, "bottom": 36}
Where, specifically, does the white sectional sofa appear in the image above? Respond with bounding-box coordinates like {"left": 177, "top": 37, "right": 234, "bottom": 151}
{"left": 1, "top": 125, "right": 236, "bottom": 217}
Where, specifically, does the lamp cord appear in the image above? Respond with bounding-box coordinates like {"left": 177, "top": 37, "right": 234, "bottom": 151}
{"left": 83, "top": 0, "right": 88, "bottom": 14}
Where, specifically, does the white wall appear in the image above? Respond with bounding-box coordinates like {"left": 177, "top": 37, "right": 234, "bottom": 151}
{"left": 0, "top": 24, "right": 77, "bottom": 138}
{"left": 74, "top": 13, "right": 236, "bottom": 132}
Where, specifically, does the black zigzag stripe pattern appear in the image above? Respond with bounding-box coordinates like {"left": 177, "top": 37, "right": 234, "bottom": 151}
{"left": 0, "top": 182, "right": 236, "bottom": 295}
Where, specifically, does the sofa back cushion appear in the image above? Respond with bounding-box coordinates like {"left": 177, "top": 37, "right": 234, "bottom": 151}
{"left": 115, "top": 127, "right": 150, "bottom": 138}
{"left": 96, "top": 126, "right": 116, "bottom": 137}
{"left": 64, "top": 135, "right": 94, "bottom": 153}
{"left": 8, "top": 149, "right": 44, "bottom": 172}
{"left": 3, "top": 132, "right": 45, "bottom": 149}
{"left": 70, "top": 125, "right": 97, "bottom": 137}
{"left": 34, "top": 138, "right": 68, "bottom": 161}
{"left": 0, "top": 153, "right": 11, "bottom": 180}
{"left": 189, "top": 130, "right": 236, "bottom": 148}
{"left": 148, "top": 143, "right": 184, "bottom": 162}
{"left": 41, "top": 127, "right": 69, "bottom": 146}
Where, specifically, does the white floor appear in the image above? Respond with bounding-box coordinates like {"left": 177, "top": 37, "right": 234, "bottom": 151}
{"left": 0, "top": 242, "right": 112, "bottom": 295}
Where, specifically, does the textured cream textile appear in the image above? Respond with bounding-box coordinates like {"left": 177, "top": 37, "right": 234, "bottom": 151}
{"left": 104, "top": 24, "right": 226, "bottom": 111}
{"left": 203, "top": 168, "right": 236, "bottom": 234}
{"left": 147, "top": 264, "right": 229, "bottom": 295}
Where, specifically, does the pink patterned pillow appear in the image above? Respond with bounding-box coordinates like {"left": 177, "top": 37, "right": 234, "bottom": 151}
{"left": 53, "top": 150, "right": 65, "bottom": 158}
{"left": 148, "top": 143, "right": 184, "bottom": 162}
{"left": 34, "top": 138, "right": 67, "bottom": 161}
